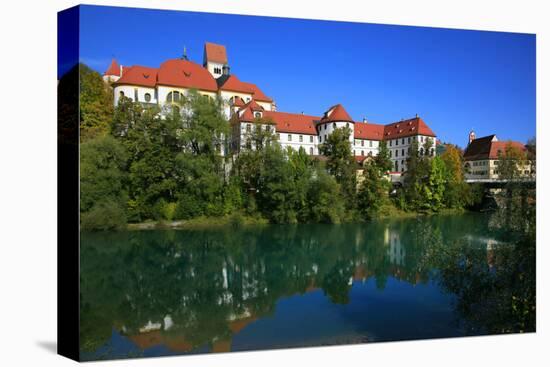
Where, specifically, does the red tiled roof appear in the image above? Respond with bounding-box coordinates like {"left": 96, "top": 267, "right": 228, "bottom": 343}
{"left": 114, "top": 65, "right": 158, "bottom": 87}
{"left": 463, "top": 136, "right": 526, "bottom": 160}
{"left": 263, "top": 111, "right": 319, "bottom": 135}
{"left": 242, "top": 99, "right": 264, "bottom": 112}
{"left": 320, "top": 104, "right": 354, "bottom": 123}
{"left": 219, "top": 75, "right": 272, "bottom": 102}
{"left": 354, "top": 123, "right": 384, "bottom": 140}
{"left": 156, "top": 59, "right": 218, "bottom": 92}
{"left": 204, "top": 42, "right": 228, "bottom": 64}
{"left": 232, "top": 96, "right": 245, "bottom": 107}
{"left": 104, "top": 58, "right": 120, "bottom": 76}
{"left": 383, "top": 117, "right": 436, "bottom": 139}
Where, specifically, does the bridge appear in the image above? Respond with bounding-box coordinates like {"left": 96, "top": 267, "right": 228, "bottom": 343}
{"left": 465, "top": 178, "right": 536, "bottom": 189}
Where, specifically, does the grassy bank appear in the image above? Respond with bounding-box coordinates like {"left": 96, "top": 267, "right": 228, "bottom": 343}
{"left": 127, "top": 213, "right": 269, "bottom": 230}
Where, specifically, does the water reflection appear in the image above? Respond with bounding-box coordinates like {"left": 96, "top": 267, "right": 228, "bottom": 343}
{"left": 79, "top": 213, "right": 533, "bottom": 360}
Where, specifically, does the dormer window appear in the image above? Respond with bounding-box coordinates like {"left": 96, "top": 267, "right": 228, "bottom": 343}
{"left": 254, "top": 112, "right": 262, "bottom": 119}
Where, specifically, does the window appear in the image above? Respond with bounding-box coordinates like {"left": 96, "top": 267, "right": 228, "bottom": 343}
{"left": 277, "top": 133, "right": 280, "bottom": 140}
{"left": 346, "top": 123, "right": 349, "bottom": 128}
{"left": 395, "top": 161, "right": 398, "bottom": 171}
{"left": 361, "top": 150, "right": 364, "bottom": 156}
{"left": 246, "top": 124, "right": 251, "bottom": 132}
{"left": 389, "top": 140, "right": 392, "bottom": 147}
{"left": 369, "top": 141, "right": 372, "bottom": 147}
{"left": 420, "top": 148, "right": 424, "bottom": 156}
{"left": 134, "top": 88, "right": 139, "bottom": 101}
{"left": 402, "top": 138, "right": 405, "bottom": 145}
{"left": 396, "top": 150, "right": 399, "bottom": 157}
{"left": 408, "top": 137, "right": 411, "bottom": 144}
{"left": 310, "top": 136, "right": 313, "bottom": 143}
{"left": 320, "top": 135, "right": 323, "bottom": 143}
{"left": 389, "top": 150, "right": 392, "bottom": 157}
{"left": 144, "top": 93, "right": 151, "bottom": 102}
{"left": 299, "top": 135, "right": 303, "bottom": 142}
{"left": 214, "top": 67, "right": 222, "bottom": 74}
{"left": 310, "top": 147, "right": 314, "bottom": 155}
{"left": 254, "top": 112, "right": 262, "bottom": 118}
{"left": 361, "top": 140, "right": 364, "bottom": 147}
{"left": 402, "top": 149, "right": 405, "bottom": 156}
{"left": 333, "top": 123, "right": 337, "bottom": 129}
{"left": 288, "top": 134, "right": 292, "bottom": 141}
{"left": 166, "top": 91, "right": 182, "bottom": 103}
{"left": 119, "top": 91, "right": 125, "bottom": 98}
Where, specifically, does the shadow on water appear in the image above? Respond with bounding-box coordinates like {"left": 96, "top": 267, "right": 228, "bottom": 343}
{"left": 79, "top": 212, "right": 535, "bottom": 360}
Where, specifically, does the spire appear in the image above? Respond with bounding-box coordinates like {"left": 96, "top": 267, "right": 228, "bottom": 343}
{"left": 468, "top": 130, "right": 476, "bottom": 145}
{"left": 182, "top": 46, "right": 188, "bottom": 61}
{"left": 104, "top": 58, "right": 121, "bottom": 76}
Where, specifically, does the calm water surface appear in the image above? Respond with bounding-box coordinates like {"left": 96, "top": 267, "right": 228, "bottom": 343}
{"left": 79, "top": 213, "right": 523, "bottom": 360}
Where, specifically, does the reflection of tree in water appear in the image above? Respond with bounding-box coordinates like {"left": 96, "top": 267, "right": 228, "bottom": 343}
{"left": 420, "top": 192, "right": 536, "bottom": 335}
{"left": 79, "top": 212, "right": 533, "bottom": 358}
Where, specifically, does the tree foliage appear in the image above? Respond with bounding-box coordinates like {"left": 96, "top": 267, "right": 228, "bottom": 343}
{"left": 79, "top": 64, "right": 114, "bottom": 142}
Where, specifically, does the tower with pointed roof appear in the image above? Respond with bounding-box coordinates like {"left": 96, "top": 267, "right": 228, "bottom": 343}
{"left": 203, "top": 42, "right": 229, "bottom": 79}
{"left": 316, "top": 104, "right": 355, "bottom": 146}
{"left": 103, "top": 58, "right": 122, "bottom": 83}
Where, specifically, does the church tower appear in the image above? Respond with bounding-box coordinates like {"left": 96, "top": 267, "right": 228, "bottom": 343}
{"left": 203, "top": 42, "right": 229, "bottom": 79}
{"left": 468, "top": 130, "right": 476, "bottom": 145}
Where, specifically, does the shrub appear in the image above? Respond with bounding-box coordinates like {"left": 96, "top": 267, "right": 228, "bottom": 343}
{"left": 81, "top": 201, "right": 127, "bottom": 231}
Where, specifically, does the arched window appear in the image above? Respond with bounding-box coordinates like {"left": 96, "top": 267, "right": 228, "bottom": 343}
{"left": 333, "top": 122, "right": 337, "bottom": 129}
{"left": 144, "top": 93, "right": 151, "bottom": 102}
{"left": 166, "top": 91, "right": 182, "bottom": 103}
{"left": 254, "top": 112, "right": 262, "bottom": 119}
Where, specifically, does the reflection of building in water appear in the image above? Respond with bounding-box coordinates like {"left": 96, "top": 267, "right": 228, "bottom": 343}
{"left": 463, "top": 234, "right": 503, "bottom": 268}
{"left": 385, "top": 228, "right": 405, "bottom": 266}
{"left": 125, "top": 312, "right": 258, "bottom": 354}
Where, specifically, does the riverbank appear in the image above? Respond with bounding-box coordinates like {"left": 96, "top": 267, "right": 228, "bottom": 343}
{"left": 127, "top": 214, "right": 269, "bottom": 230}
{"left": 125, "top": 207, "right": 472, "bottom": 231}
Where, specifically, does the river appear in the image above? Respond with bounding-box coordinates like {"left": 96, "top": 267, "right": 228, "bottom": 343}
{"left": 79, "top": 212, "right": 534, "bottom": 360}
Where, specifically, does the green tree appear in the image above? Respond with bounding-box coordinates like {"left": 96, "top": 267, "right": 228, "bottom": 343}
{"left": 319, "top": 127, "right": 357, "bottom": 209}
{"left": 357, "top": 159, "right": 391, "bottom": 219}
{"left": 79, "top": 63, "right": 114, "bottom": 142}
{"left": 306, "top": 168, "right": 346, "bottom": 223}
{"left": 374, "top": 140, "right": 393, "bottom": 173}
{"left": 440, "top": 144, "right": 472, "bottom": 208}
{"left": 80, "top": 136, "right": 128, "bottom": 230}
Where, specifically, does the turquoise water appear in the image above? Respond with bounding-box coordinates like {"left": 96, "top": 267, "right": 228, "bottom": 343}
{"left": 79, "top": 213, "right": 527, "bottom": 360}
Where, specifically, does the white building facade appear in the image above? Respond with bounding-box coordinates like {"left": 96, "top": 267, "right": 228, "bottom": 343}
{"left": 105, "top": 42, "right": 438, "bottom": 174}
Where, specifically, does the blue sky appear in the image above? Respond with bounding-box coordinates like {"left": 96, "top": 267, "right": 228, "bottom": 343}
{"left": 72, "top": 5, "right": 535, "bottom": 147}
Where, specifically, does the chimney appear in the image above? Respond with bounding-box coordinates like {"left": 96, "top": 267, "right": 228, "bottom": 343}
{"left": 301, "top": 111, "right": 304, "bottom": 115}
{"left": 362, "top": 117, "right": 367, "bottom": 123}
{"left": 468, "top": 130, "right": 476, "bottom": 145}
{"left": 222, "top": 65, "right": 230, "bottom": 76}
{"left": 415, "top": 113, "right": 418, "bottom": 118}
